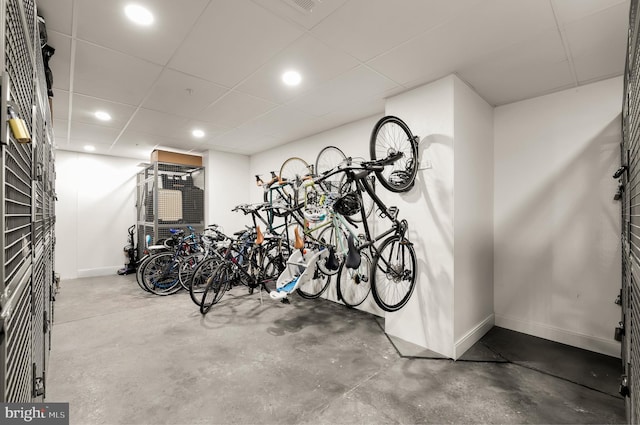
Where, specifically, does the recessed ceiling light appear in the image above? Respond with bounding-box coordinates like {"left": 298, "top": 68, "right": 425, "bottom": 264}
{"left": 282, "top": 70, "right": 302, "bottom": 86}
{"left": 95, "top": 111, "right": 112, "bottom": 121}
{"left": 192, "top": 129, "right": 205, "bottom": 138}
{"left": 125, "top": 4, "right": 154, "bottom": 26}
{"left": 84, "top": 145, "right": 96, "bottom": 152}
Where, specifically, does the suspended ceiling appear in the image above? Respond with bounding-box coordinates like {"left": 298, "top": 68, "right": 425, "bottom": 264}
{"left": 36, "top": 0, "right": 630, "bottom": 159}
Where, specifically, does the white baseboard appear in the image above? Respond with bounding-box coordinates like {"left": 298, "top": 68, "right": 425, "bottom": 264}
{"left": 77, "top": 266, "right": 121, "bottom": 278}
{"left": 495, "top": 314, "right": 621, "bottom": 358}
{"left": 454, "top": 314, "right": 495, "bottom": 359}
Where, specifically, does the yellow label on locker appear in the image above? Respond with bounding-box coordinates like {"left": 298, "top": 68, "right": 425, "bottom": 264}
{"left": 9, "top": 117, "right": 31, "bottom": 143}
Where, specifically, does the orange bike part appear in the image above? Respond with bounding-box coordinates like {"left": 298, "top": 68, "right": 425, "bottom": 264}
{"left": 294, "top": 227, "right": 304, "bottom": 250}
{"left": 255, "top": 225, "right": 264, "bottom": 245}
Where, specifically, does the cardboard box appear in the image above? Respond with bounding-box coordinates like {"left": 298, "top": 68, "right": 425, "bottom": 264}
{"left": 151, "top": 150, "right": 203, "bottom": 167}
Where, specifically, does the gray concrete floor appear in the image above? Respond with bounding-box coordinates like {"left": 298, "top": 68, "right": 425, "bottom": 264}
{"left": 47, "top": 275, "right": 626, "bottom": 424}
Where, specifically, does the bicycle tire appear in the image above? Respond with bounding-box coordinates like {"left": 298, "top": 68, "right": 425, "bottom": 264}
{"left": 135, "top": 254, "right": 153, "bottom": 292}
{"left": 371, "top": 235, "right": 417, "bottom": 312}
{"left": 315, "top": 146, "right": 347, "bottom": 194}
{"left": 279, "top": 157, "right": 309, "bottom": 205}
{"left": 370, "top": 116, "right": 418, "bottom": 193}
{"left": 188, "top": 257, "right": 220, "bottom": 306}
{"left": 179, "top": 252, "right": 204, "bottom": 290}
{"left": 141, "top": 252, "right": 182, "bottom": 296}
{"left": 200, "top": 263, "right": 231, "bottom": 314}
{"left": 296, "top": 264, "right": 331, "bottom": 299}
{"left": 337, "top": 250, "right": 372, "bottom": 308}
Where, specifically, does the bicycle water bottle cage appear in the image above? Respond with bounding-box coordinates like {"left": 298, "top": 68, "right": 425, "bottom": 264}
{"left": 345, "top": 234, "right": 361, "bottom": 269}
{"left": 325, "top": 246, "right": 339, "bottom": 271}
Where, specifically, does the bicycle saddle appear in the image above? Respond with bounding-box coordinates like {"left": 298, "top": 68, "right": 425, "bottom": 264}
{"left": 255, "top": 225, "right": 264, "bottom": 245}
{"left": 325, "top": 246, "right": 339, "bottom": 271}
{"left": 345, "top": 234, "right": 361, "bottom": 269}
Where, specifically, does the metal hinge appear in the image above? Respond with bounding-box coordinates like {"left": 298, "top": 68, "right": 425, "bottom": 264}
{"left": 615, "top": 322, "right": 625, "bottom": 341}
{"left": 32, "top": 363, "right": 44, "bottom": 397}
{"left": 620, "top": 375, "right": 630, "bottom": 397}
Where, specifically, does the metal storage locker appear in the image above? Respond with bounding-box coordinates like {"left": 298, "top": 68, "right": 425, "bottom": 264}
{"left": 0, "top": 0, "right": 56, "bottom": 402}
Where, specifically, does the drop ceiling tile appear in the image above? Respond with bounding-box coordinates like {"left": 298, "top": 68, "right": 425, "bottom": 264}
{"left": 563, "top": 2, "right": 628, "bottom": 82}
{"left": 76, "top": 0, "right": 210, "bottom": 66}
{"left": 37, "top": 0, "right": 73, "bottom": 35}
{"left": 178, "top": 119, "right": 230, "bottom": 143}
{"left": 551, "top": 0, "right": 629, "bottom": 26}
{"left": 73, "top": 41, "right": 163, "bottom": 106}
{"left": 321, "top": 99, "right": 385, "bottom": 132}
{"left": 241, "top": 106, "right": 318, "bottom": 139}
{"left": 251, "top": 0, "right": 349, "bottom": 30}
{"left": 47, "top": 32, "right": 71, "bottom": 91}
{"left": 107, "top": 144, "right": 156, "bottom": 161}
{"left": 368, "top": 0, "right": 558, "bottom": 87}
{"left": 53, "top": 119, "right": 69, "bottom": 141}
{"left": 69, "top": 121, "right": 121, "bottom": 145}
{"left": 127, "top": 108, "right": 191, "bottom": 139}
{"left": 235, "top": 34, "right": 359, "bottom": 104}
{"left": 207, "top": 127, "right": 276, "bottom": 154}
{"left": 311, "top": 0, "right": 479, "bottom": 62}
{"left": 143, "top": 69, "right": 229, "bottom": 117}
{"left": 169, "top": 0, "right": 305, "bottom": 87}
{"left": 287, "top": 66, "right": 398, "bottom": 117}
{"left": 51, "top": 89, "right": 70, "bottom": 121}
{"left": 196, "top": 91, "right": 276, "bottom": 128}
{"left": 71, "top": 94, "right": 137, "bottom": 129}
{"left": 458, "top": 30, "right": 574, "bottom": 105}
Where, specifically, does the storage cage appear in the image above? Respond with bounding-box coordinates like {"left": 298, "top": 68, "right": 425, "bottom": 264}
{"left": 136, "top": 162, "right": 205, "bottom": 256}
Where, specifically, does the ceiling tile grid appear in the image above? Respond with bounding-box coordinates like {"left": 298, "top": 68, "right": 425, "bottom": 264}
{"left": 35, "top": 0, "right": 630, "bottom": 159}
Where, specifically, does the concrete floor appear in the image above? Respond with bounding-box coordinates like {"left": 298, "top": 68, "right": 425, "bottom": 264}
{"left": 47, "top": 275, "right": 626, "bottom": 424}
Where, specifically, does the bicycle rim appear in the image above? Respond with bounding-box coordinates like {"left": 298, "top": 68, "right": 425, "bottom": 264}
{"left": 189, "top": 257, "right": 219, "bottom": 306}
{"left": 142, "top": 253, "right": 181, "bottom": 296}
{"left": 370, "top": 116, "right": 418, "bottom": 193}
{"left": 296, "top": 264, "right": 330, "bottom": 299}
{"left": 315, "top": 146, "right": 347, "bottom": 194}
{"left": 371, "top": 236, "right": 416, "bottom": 312}
{"left": 200, "top": 264, "right": 230, "bottom": 314}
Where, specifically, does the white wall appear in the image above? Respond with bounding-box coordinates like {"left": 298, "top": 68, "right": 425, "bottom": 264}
{"left": 452, "top": 78, "right": 495, "bottom": 357}
{"left": 494, "top": 76, "right": 622, "bottom": 357}
{"left": 55, "top": 151, "right": 140, "bottom": 279}
{"left": 384, "top": 76, "right": 456, "bottom": 357}
{"left": 204, "top": 150, "right": 250, "bottom": 233}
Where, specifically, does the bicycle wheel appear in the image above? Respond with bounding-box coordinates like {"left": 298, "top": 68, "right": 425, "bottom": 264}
{"left": 141, "top": 252, "right": 182, "bottom": 296}
{"left": 279, "top": 157, "right": 311, "bottom": 183}
{"left": 200, "top": 263, "right": 231, "bottom": 314}
{"left": 371, "top": 235, "right": 417, "bottom": 312}
{"left": 135, "top": 254, "right": 153, "bottom": 292}
{"left": 339, "top": 177, "right": 375, "bottom": 223}
{"left": 314, "top": 224, "right": 347, "bottom": 276}
{"left": 189, "top": 257, "right": 220, "bottom": 306}
{"left": 370, "top": 116, "right": 418, "bottom": 193}
{"left": 179, "top": 252, "right": 204, "bottom": 290}
{"left": 337, "top": 250, "right": 372, "bottom": 308}
{"left": 315, "top": 146, "right": 346, "bottom": 194}
{"left": 296, "top": 264, "right": 331, "bottom": 299}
